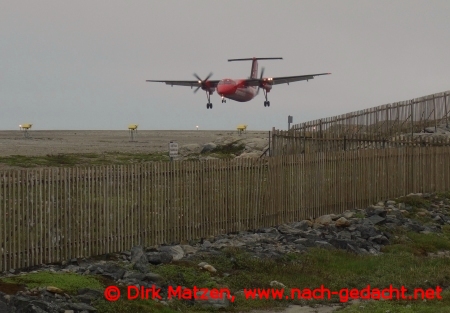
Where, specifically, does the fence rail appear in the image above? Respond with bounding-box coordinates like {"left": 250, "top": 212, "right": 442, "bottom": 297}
{"left": 2, "top": 146, "right": 450, "bottom": 271}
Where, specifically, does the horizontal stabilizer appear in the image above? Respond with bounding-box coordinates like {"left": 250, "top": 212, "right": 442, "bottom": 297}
{"left": 228, "top": 57, "right": 283, "bottom": 62}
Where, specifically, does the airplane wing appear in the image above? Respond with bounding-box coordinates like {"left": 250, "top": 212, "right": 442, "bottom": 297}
{"left": 146, "top": 80, "right": 221, "bottom": 88}
{"left": 244, "top": 73, "right": 331, "bottom": 86}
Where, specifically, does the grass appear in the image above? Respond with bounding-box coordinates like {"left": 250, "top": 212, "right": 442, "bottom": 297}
{"left": 396, "top": 195, "right": 431, "bottom": 209}
{"left": 0, "top": 272, "right": 104, "bottom": 294}
{"left": 0, "top": 152, "right": 170, "bottom": 168}
{"left": 382, "top": 225, "right": 450, "bottom": 255}
{"left": 1, "top": 230, "right": 450, "bottom": 312}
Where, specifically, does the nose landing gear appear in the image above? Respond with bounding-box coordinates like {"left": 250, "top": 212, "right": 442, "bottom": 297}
{"left": 221, "top": 96, "right": 226, "bottom": 103}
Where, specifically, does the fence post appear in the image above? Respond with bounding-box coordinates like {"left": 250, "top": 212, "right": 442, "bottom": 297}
{"left": 411, "top": 100, "right": 414, "bottom": 138}
{"left": 445, "top": 92, "right": 449, "bottom": 128}
{"left": 434, "top": 96, "right": 437, "bottom": 132}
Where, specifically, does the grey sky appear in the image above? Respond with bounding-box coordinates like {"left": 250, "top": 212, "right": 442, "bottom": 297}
{"left": 1, "top": 0, "right": 449, "bottom": 131}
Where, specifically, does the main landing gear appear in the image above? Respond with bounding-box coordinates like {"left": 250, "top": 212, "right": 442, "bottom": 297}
{"left": 263, "top": 89, "right": 270, "bottom": 107}
{"left": 205, "top": 90, "right": 213, "bottom": 109}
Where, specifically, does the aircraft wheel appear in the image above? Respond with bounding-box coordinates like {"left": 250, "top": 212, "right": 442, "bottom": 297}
{"left": 267, "top": 101, "right": 270, "bottom": 107}
{"left": 206, "top": 103, "right": 209, "bottom": 109}
{"left": 210, "top": 103, "right": 213, "bottom": 109}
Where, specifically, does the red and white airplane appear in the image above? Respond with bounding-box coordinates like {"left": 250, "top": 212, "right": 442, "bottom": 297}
{"left": 146, "top": 57, "right": 330, "bottom": 109}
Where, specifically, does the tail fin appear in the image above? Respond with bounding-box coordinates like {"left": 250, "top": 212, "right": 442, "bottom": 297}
{"left": 228, "top": 57, "right": 282, "bottom": 79}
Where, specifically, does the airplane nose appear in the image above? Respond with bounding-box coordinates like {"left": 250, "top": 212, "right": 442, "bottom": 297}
{"left": 217, "top": 84, "right": 235, "bottom": 95}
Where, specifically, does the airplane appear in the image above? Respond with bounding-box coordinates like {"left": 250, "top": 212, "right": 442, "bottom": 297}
{"left": 146, "top": 57, "right": 330, "bottom": 109}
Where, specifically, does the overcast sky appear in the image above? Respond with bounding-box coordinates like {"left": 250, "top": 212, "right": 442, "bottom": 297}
{"left": 1, "top": 1, "right": 449, "bottom": 131}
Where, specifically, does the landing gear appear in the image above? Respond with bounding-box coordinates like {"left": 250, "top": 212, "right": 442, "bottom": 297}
{"left": 221, "top": 96, "right": 226, "bottom": 103}
{"left": 205, "top": 90, "right": 213, "bottom": 109}
{"left": 263, "top": 89, "right": 270, "bottom": 107}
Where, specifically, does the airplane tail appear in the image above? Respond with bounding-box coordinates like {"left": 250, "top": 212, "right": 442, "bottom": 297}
{"left": 228, "top": 57, "right": 283, "bottom": 79}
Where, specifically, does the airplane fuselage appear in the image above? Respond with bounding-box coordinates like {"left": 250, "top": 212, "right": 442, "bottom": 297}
{"left": 216, "top": 78, "right": 257, "bottom": 102}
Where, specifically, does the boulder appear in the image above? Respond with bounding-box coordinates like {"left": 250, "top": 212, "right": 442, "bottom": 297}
{"left": 315, "top": 215, "right": 333, "bottom": 226}
{"left": 335, "top": 217, "right": 351, "bottom": 227}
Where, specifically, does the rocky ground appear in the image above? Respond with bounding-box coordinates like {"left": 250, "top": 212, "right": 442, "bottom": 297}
{"left": 1, "top": 192, "right": 449, "bottom": 312}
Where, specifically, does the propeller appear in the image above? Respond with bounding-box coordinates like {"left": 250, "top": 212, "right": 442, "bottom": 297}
{"left": 256, "top": 67, "right": 265, "bottom": 95}
{"left": 193, "top": 72, "right": 213, "bottom": 93}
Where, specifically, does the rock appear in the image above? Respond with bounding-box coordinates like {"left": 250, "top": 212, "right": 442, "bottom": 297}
{"left": 291, "top": 220, "right": 312, "bottom": 230}
{"left": 181, "top": 245, "right": 198, "bottom": 255}
{"left": 356, "top": 225, "right": 379, "bottom": 239}
{"left": 146, "top": 252, "right": 173, "bottom": 265}
{"left": 315, "top": 215, "right": 333, "bottom": 226}
{"left": 158, "top": 245, "right": 185, "bottom": 261}
{"left": 65, "top": 302, "right": 97, "bottom": 312}
{"left": 335, "top": 217, "right": 351, "bottom": 227}
{"left": 366, "top": 215, "right": 386, "bottom": 225}
{"left": 315, "top": 241, "right": 335, "bottom": 250}
{"left": 202, "top": 240, "right": 212, "bottom": 248}
{"left": 98, "top": 263, "right": 126, "bottom": 280}
{"left": 130, "top": 246, "right": 149, "bottom": 273}
{"left": 278, "top": 224, "right": 303, "bottom": 235}
{"left": 342, "top": 211, "right": 354, "bottom": 219}
{"left": 270, "top": 281, "right": 286, "bottom": 288}
{"left": 203, "top": 265, "right": 217, "bottom": 273}
{"left": 46, "top": 286, "right": 64, "bottom": 294}
{"left": 337, "top": 231, "right": 352, "bottom": 240}
{"left": 143, "top": 272, "right": 164, "bottom": 283}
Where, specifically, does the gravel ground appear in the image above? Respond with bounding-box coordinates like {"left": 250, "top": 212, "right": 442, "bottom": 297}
{"left": 0, "top": 130, "right": 269, "bottom": 157}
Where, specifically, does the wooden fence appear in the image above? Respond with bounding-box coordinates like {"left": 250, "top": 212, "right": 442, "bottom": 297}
{"left": 2, "top": 146, "right": 450, "bottom": 271}
{"left": 271, "top": 129, "right": 450, "bottom": 156}
{"left": 290, "top": 90, "right": 449, "bottom": 138}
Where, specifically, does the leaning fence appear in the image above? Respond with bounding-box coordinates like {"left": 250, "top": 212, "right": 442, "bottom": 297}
{"left": 2, "top": 145, "right": 450, "bottom": 271}
{"left": 270, "top": 129, "right": 450, "bottom": 156}
{"left": 291, "top": 90, "right": 449, "bottom": 138}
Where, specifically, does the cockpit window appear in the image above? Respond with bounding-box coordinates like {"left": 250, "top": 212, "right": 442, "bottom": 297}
{"left": 219, "top": 79, "right": 235, "bottom": 85}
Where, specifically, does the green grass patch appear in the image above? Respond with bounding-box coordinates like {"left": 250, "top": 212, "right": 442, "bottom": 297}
{"left": 150, "top": 261, "right": 218, "bottom": 289}
{"left": 0, "top": 152, "right": 171, "bottom": 168}
{"left": 0, "top": 272, "right": 103, "bottom": 294}
{"left": 145, "top": 244, "right": 450, "bottom": 311}
{"left": 396, "top": 195, "right": 431, "bottom": 209}
{"left": 383, "top": 225, "right": 450, "bottom": 255}
{"left": 208, "top": 141, "right": 245, "bottom": 155}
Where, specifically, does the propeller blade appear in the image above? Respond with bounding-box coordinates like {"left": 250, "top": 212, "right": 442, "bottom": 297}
{"left": 256, "top": 67, "right": 265, "bottom": 95}
{"left": 193, "top": 73, "right": 202, "bottom": 81}
{"left": 204, "top": 72, "right": 213, "bottom": 81}
{"left": 194, "top": 86, "right": 201, "bottom": 93}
